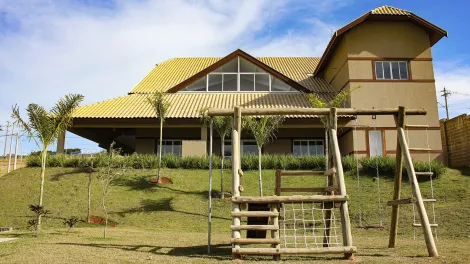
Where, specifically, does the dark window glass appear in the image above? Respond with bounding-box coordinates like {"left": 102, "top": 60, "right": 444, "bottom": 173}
{"left": 375, "top": 62, "right": 384, "bottom": 79}
{"left": 383, "top": 62, "right": 391, "bottom": 79}
{"left": 223, "top": 74, "right": 237, "bottom": 91}
{"left": 184, "top": 76, "right": 206, "bottom": 91}
{"left": 242, "top": 141, "right": 258, "bottom": 154}
{"left": 208, "top": 74, "right": 222, "bottom": 91}
{"left": 391, "top": 62, "right": 400, "bottom": 79}
{"left": 240, "top": 74, "right": 255, "bottom": 91}
{"left": 255, "top": 74, "right": 270, "bottom": 91}
{"left": 293, "top": 141, "right": 301, "bottom": 156}
{"left": 224, "top": 141, "right": 232, "bottom": 157}
{"left": 399, "top": 62, "right": 408, "bottom": 79}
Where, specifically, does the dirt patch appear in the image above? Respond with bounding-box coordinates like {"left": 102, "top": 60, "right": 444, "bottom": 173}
{"left": 89, "top": 216, "right": 118, "bottom": 227}
{"left": 149, "top": 177, "right": 173, "bottom": 184}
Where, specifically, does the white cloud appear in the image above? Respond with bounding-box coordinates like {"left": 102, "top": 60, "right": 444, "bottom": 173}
{"left": 0, "top": 0, "right": 341, "bottom": 152}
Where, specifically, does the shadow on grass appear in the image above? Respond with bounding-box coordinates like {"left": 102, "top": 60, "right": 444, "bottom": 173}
{"left": 455, "top": 166, "right": 470, "bottom": 176}
{"left": 54, "top": 242, "right": 232, "bottom": 261}
{"left": 114, "top": 198, "right": 231, "bottom": 221}
{"left": 50, "top": 168, "right": 89, "bottom": 181}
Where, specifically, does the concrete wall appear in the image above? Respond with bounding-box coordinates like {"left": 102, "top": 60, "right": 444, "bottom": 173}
{"left": 182, "top": 140, "right": 206, "bottom": 157}
{"left": 135, "top": 138, "right": 155, "bottom": 154}
{"left": 264, "top": 139, "right": 291, "bottom": 154}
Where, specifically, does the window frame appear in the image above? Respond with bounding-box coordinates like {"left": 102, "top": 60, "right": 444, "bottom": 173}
{"left": 366, "top": 129, "right": 386, "bottom": 157}
{"left": 292, "top": 139, "right": 325, "bottom": 156}
{"left": 156, "top": 140, "right": 183, "bottom": 157}
{"left": 223, "top": 139, "right": 259, "bottom": 157}
{"left": 182, "top": 57, "right": 297, "bottom": 93}
{"left": 374, "top": 60, "right": 410, "bottom": 81}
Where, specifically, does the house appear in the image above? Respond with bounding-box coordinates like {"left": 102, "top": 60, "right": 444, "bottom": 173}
{"left": 67, "top": 6, "right": 447, "bottom": 161}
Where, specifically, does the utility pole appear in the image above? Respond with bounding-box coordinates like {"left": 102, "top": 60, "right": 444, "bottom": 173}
{"left": 441, "top": 87, "right": 451, "bottom": 120}
{"left": 3, "top": 121, "right": 10, "bottom": 159}
{"left": 13, "top": 132, "right": 19, "bottom": 170}
{"left": 7, "top": 122, "right": 15, "bottom": 173}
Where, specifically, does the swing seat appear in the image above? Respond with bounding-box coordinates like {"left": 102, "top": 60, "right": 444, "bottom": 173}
{"left": 357, "top": 225, "right": 385, "bottom": 230}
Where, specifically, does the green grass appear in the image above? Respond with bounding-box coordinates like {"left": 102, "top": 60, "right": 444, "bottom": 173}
{"left": 0, "top": 167, "right": 469, "bottom": 263}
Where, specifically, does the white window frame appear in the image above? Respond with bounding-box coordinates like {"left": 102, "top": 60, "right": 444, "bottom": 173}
{"left": 368, "top": 130, "right": 384, "bottom": 157}
{"left": 157, "top": 140, "right": 182, "bottom": 156}
{"left": 292, "top": 139, "right": 325, "bottom": 156}
{"left": 375, "top": 61, "right": 409, "bottom": 80}
{"left": 182, "top": 56, "right": 297, "bottom": 93}
{"left": 223, "top": 139, "right": 258, "bottom": 157}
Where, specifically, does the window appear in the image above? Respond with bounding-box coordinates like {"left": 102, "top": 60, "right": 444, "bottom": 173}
{"left": 368, "top": 131, "right": 383, "bottom": 157}
{"left": 293, "top": 140, "right": 324, "bottom": 156}
{"left": 375, "top": 61, "right": 408, "bottom": 80}
{"left": 157, "top": 140, "right": 182, "bottom": 156}
{"left": 182, "top": 56, "right": 297, "bottom": 92}
{"left": 223, "top": 140, "right": 258, "bottom": 157}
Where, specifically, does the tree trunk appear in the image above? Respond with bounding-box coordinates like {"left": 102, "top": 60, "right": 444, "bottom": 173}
{"left": 87, "top": 161, "right": 93, "bottom": 223}
{"left": 220, "top": 137, "right": 225, "bottom": 199}
{"left": 157, "top": 118, "right": 163, "bottom": 183}
{"left": 258, "top": 146, "right": 263, "bottom": 197}
{"left": 102, "top": 193, "right": 108, "bottom": 239}
{"left": 37, "top": 150, "right": 47, "bottom": 231}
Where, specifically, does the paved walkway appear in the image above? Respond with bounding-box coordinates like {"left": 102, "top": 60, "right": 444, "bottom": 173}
{"left": 0, "top": 238, "right": 18, "bottom": 242}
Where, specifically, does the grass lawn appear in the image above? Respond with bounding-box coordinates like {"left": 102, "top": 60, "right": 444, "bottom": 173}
{"left": 0, "top": 167, "right": 469, "bottom": 263}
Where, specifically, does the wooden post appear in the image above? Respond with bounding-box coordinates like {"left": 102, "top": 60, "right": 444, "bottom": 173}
{"left": 270, "top": 203, "right": 281, "bottom": 261}
{"left": 208, "top": 117, "right": 213, "bottom": 254}
{"left": 389, "top": 106, "right": 405, "bottom": 248}
{"left": 397, "top": 127, "right": 438, "bottom": 257}
{"left": 275, "top": 169, "right": 281, "bottom": 196}
{"left": 329, "top": 108, "right": 353, "bottom": 259}
{"left": 323, "top": 111, "right": 334, "bottom": 247}
{"left": 232, "top": 106, "right": 242, "bottom": 260}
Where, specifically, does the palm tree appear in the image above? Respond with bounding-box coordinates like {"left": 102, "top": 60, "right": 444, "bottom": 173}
{"left": 12, "top": 94, "right": 84, "bottom": 230}
{"left": 244, "top": 116, "right": 284, "bottom": 196}
{"left": 146, "top": 92, "right": 170, "bottom": 184}
{"left": 200, "top": 108, "right": 232, "bottom": 198}
{"left": 305, "top": 87, "right": 358, "bottom": 166}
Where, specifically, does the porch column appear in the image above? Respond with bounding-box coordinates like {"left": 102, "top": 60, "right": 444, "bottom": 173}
{"left": 56, "top": 132, "right": 66, "bottom": 153}
{"left": 201, "top": 125, "right": 208, "bottom": 156}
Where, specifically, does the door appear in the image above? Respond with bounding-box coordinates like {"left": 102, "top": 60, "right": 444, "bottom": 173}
{"left": 368, "top": 130, "right": 383, "bottom": 157}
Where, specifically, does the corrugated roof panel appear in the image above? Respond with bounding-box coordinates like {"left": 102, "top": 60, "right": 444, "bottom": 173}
{"left": 371, "top": 6, "right": 410, "bottom": 15}
{"left": 73, "top": 93, "right": 329, "bottom": 119}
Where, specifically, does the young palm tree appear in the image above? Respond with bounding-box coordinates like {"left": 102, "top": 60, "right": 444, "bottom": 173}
{"left": 305, "top": 87, "right": 358, "bottom": 165}
{"left": 200, "top": 108, "right": 232, "bottom": 198}
{"left": 146, "top": 92, "right": 170, "bottom": 184}
{"left": 12, "top": 94, "right": 84, "bottom": 230}
{"left": 244, "top": 116, "right": 284, "bottom": 196}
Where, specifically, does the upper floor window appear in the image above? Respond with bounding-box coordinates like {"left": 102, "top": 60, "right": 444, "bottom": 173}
{"left": 182, "top": 57, "right": 296, "bottom": 92}
{"left": 375, "top": 61, "right": 408, "bottom": 80}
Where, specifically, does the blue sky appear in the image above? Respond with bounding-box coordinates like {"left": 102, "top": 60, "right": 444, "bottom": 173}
{"left": 0, "top": 0, "right": 468, "bottom": 154}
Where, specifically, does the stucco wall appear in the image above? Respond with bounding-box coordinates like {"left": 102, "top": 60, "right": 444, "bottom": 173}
{"left": 264, "top": 139, "right": 291, "bottom": 154}
{"left": 135, "top": 139, "right": 155, "bottom": 154}
{"left": 323, "top": 38, "right": 349, "bottom": 91}
{"left": 182, "top": 140, "right": 206, "bottom": 157}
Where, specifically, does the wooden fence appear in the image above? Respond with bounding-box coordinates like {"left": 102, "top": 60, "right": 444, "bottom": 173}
{"left": 440, "top": 114, "right": 470, "bottom": 167}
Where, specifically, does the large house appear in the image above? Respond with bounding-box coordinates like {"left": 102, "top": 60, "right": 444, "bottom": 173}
{"left": 67, "top": 6, "right": 447, "bottom": 161}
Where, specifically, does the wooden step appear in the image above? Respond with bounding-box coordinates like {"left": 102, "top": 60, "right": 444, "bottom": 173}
{"left": 231, "top": 238, "right": 280, "bottom": 244}
{"left": 280, "top": 186, "right": 339, "bottom": 193}
{"left": 232, "top": 246, "right": 357, "bottom": 255}
{"left": 406, "top": 124, "right": 430, "bottom": 128}
{"left": 422, "top": 198, "right": 437, "bottom": 203}
{"left": 231, "top": 225, "right": 278, "bottom": 231}
{"left": 232, "top": 211, "right": 279, "bottom": 217}
{"left": 408, "top": 148, "right": 431, "bottom": 152}
{"left": 412, "top": 223, "right": 438, "bottom": 227}
{"left": 387, "top": 197, "right": 415, "bottom": 206}
{"left": 280, "top": 171, "right": 328, "bottom": 176}
{"left": 415, "top": 171, "right": 434, "bottom": 176}
{"left": 232, "top": 195, "right": 348, "bottom": 204}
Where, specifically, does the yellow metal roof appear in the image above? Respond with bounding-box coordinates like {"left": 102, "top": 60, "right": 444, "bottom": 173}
{"left": 130, "top": 56, "right": 330, "bottom": 93}
{"left": 73, "top": 93, "right": 329, "bottom": 119}
{"left": 371, "top": 6, "right": 411, "bottom": 15}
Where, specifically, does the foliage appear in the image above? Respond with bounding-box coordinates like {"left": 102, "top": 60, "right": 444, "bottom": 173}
{"left": 25, "top": 153, "right": 447, "bottom": 178}
{"left": 65, "top": 148, "right": 81, "bottom": 155}
{"left": 63, "top": 216, "right": 81, "bottom": 233}
{"left": 28, "top": 204, "right": 51, "bottom": 231}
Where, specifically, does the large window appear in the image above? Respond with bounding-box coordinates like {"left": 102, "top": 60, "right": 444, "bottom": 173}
{"left": 223, "top": 140, "right": 258, "bottom": 157}
{"left": 182, "top": 57, "right": 296, "bottom": 92}
{"left": 157, "top": 140, "right": 182, "bottom": 156}
{"left": 293, "top": 140, "right": 324, "bottom": 156}
{"left": 375, "top": 61, "right": 408, "bottom": 80}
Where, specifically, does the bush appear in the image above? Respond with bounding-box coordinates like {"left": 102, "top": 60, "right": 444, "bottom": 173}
{"left": 25, "top": 153, "right": 446, "bottom": 177}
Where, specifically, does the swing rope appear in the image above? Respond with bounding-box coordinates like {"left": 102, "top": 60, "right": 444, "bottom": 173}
{"left": 354, "top": 117, "right": 363, "bottom": 227}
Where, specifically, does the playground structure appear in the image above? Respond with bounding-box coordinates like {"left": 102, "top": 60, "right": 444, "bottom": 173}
{"left": 206, "top": 106, "right": 438, "bottom": 260}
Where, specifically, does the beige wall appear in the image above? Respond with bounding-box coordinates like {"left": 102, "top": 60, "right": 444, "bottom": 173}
{"left": 339, "top": 130, "right": 354, "bottom": 155}
{"left": 346, "top": 21, "right": 432, "bottom": 58}
{"left": 182, "top": 140, "right": 206, "bottom": 157}
{"left": 410, "top": 61, "right": 435, "bottom": 79}
{"left": 323, "top": 38, "right": 349, "bottom": 91}
{"left": 135, "top": 139, "right": 155, "bottom": 154}
{"left": 264, "top": 139, "right": 291, "bottom": 154}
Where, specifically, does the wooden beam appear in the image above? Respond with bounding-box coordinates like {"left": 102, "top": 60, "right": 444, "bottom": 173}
{"left": 279, "top": 171, "right": 327, "bottom": 176}
{"left": 389, "top": 106, "right": 405, "bottom": 248}
{"left": 398, "top": 127, "right": 439, "bottom": 257}
{"left": 271, "top": 204, "right": 281, "bottom": 261}
{"left": 232, "top": 246, "right": 357, "bottom": 255}
{"left": 413, "top": 223, "right": 439, "bottom": 227}
{"left": 231, "top": 225, "right": 279, "bottom": 231}
{"left": 232, "top": 195, "right": 348, "bottom": 204}
{"left": 416, "top": 172, "right": 433, "bottom": 176}
{"left": 231, "top": 106, "right": 242, "bottom": 260}
{"left": 207, "top": 108, "right": 427, "bottom": 117}
{"left": 387, "top": 197, "right": 415, "bottom": 206}
{"left": 231, "top": 211, "right": 279, "bottom": 217}
{"left": 280, "top": 187, "right": 335, "bottom": 193}
{"left": 405, "top": 124, "right": 429, "bottom": 128}
{"left": 231, "top": 238, "right": 280, "bottom": 244}
{"left": 275, "top": 169, "right": 281, "bottom": 196}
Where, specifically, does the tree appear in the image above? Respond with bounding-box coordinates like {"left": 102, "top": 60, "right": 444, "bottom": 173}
{"left": 304, "top": 87, "right": 357, "bottom": 166}
{"left": 12, "top": 94, "right": 84, "bottom": 230}
{"left": 244, "top": 116, "right": 284, "bottom": 196}
{"left": 146, "top": 92, "right": 170, "bottom": 184}
{"left": 200, "top": 108, "right": 232, "bottom": 198}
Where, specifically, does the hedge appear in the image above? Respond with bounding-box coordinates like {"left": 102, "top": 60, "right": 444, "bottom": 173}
{"left": 26, "top": 153, "right": 446, "bottom": 178}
